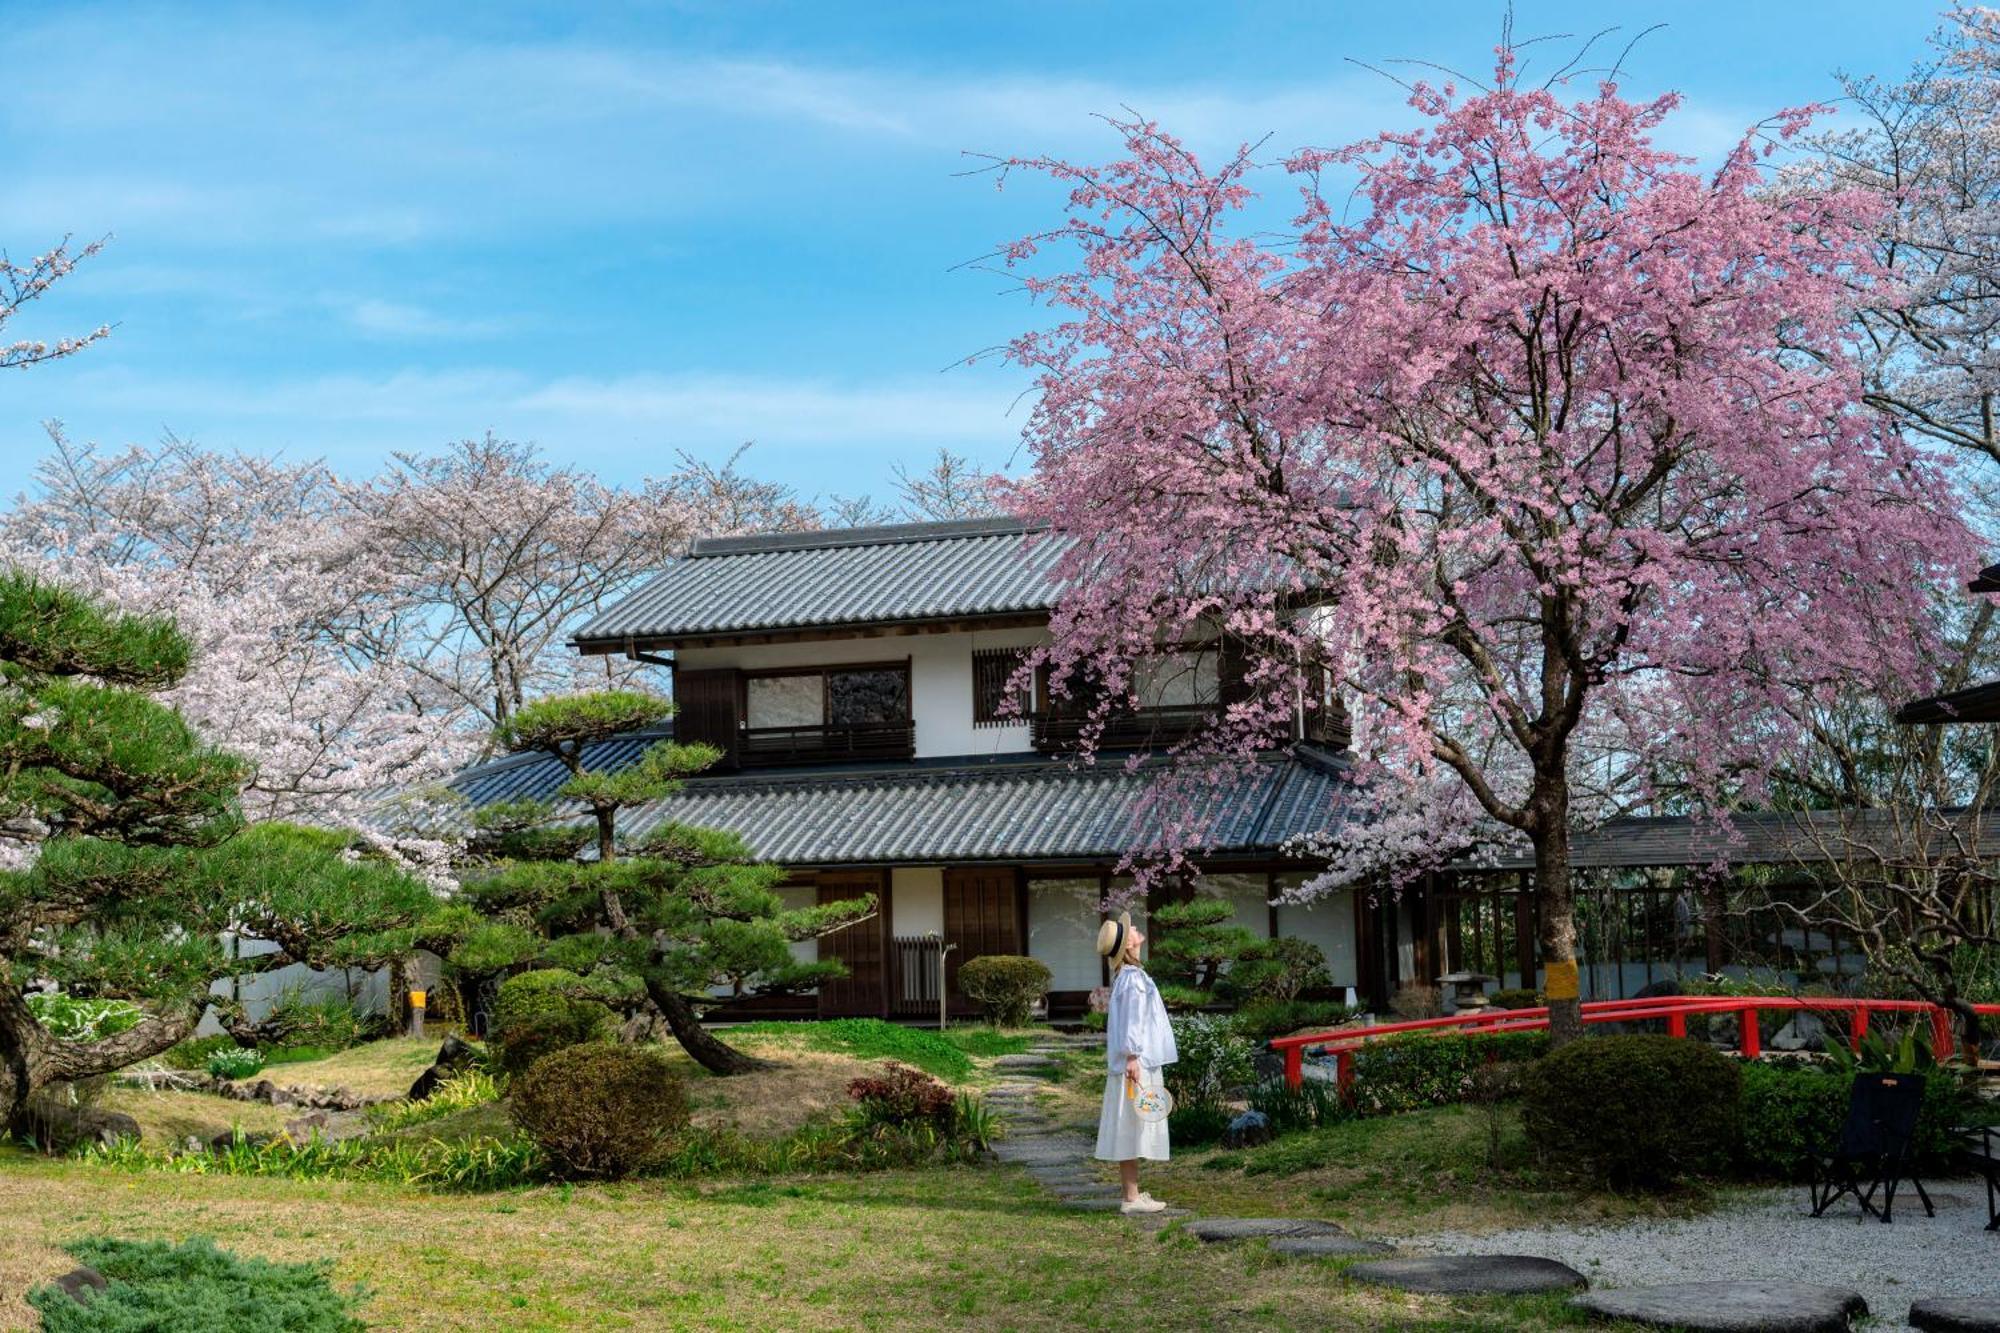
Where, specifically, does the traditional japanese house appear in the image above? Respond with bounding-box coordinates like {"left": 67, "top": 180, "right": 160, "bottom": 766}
{"left": 444, "top": 516, "right": 1378, "bottom": 1019}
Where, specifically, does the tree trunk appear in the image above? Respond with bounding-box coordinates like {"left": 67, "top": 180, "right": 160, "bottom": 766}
{"left": 642, "top": 978, "right": 769, "bottom": 1076}
{"left": 1529, "top": 772, "right": 1584, "bottom": 1048}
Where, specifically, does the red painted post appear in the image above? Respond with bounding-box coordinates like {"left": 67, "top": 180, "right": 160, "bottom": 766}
{"left": 1337, "top": 1049, "right": 1355, "bottom": 1106}
{"left": 1930, "top": 1006, "right": 1954, "bottom": 1063}
{"left": 1850, "top": 1009, "right": 1868, "bottom": 1055}
{"left": 1666, "top": 1010, "right": 1686, "bottom": 1039}
{"left": 1739, "top": 1006, "right": 1761, "bottom": 1060}
{"left": 1284, "top": 1044, "right": 1303, "bottom": 1090}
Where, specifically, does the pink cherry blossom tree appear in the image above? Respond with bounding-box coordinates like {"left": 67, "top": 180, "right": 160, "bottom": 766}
{"left": 993, "top": 51, "right": 1975, "bottom": 1041}
{"left": 0, "top": 236, "right": 109, "bottom": 370}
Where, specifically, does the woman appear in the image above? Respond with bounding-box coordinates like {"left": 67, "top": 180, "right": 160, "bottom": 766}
{"left": 1093, "top": 910, "right": 1177, "bottom": 1214}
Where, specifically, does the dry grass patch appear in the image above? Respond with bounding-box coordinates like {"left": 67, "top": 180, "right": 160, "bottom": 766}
{"left": 94, "top": 1087, "right": 294, "bottom": 1145}
{"left": 247, "top": 1037, "right": 444, "bottom": 1097}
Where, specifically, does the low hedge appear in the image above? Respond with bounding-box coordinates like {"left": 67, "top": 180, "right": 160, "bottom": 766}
{"left": 956, "top": 955, "right": 1050, "bottom": 1027}
{"left": 1736, "top": 1060, "right": 1978, "bottom": 1180}
{"left": 1522, "top": 1035, "right": 1739, "bottom": 1188}
{"left": 1346, "top": 1031, "right": 1547, "bottom": 1115}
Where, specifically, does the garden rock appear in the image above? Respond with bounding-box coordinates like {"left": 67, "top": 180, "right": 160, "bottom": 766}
{"left": 407, "top": 1034, "right": 480, "bottom": 1100}
{"left": 209, "top": 1128, "right": 277, "bottom": 1153}
{"left": 25, "top": 1105, "right": 141, "bottom": 1153}
{"left": 1268, "top": 1235, "right": 1395, "bottom": 1259}
{"left": 1222, "top": 1110, "right": 1273, "bottom": 1150}
{"left": 282, "top": 1111, "right": 331, "bottom": 1142}
{"left": 1571, "top": 1282, "right": 1867, "bottom": 1332}
{"left": 50, "top": 1266, "right": 106, "bottom": 1305}
{"left": 1911, "top": 1297, "right": 2000, "bottom": 1333}
{"left": 1770, "top": 1012, "right": 1826, "bottom": 1053}
{"left": 1348, "top": 1255, "right": 1587, "bottom": 1295}
{"left": 1185, "top": 1217, "right": 1348, "bottom": 1244}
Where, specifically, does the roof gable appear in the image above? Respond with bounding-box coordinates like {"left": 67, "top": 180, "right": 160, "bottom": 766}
{"left": 572, "top": 518, "right": 1068, "bottom": 649}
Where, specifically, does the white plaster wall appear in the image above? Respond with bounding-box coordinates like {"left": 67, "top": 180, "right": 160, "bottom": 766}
{"left": 677, "top": 626, "right": 1049, "bottom": 759}
{"left": 890, "top": 866, "right": 944, "bottom": 937}
{"left": 779, "top": 883, "right": 818, "bottom": 964}
{"left": 1027, "top": 878, "right": 1106, "bottom": 991}
{"left": 1275, "top": 889, "right": 1358, "bottom": 990}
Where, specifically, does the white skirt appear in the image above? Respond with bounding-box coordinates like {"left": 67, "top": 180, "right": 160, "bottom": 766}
{"left": 1094, "top": 1072, "right": 1170, "bottom": 1162}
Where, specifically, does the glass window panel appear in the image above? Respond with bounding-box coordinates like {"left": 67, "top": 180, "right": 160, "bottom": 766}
{"left": 1027, "top": 878, "right": 1106, "bottom": 992}
{"left": 828, "top": 668, "right": 908, "bottom": 725}
{"left": 746, "top": 674, "right": 822, "bottom": 728}
{"left": 1136, "top": 649, "right": 1218, "bottom": 709}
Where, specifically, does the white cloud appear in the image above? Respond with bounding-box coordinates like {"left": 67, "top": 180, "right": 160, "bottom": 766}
{"left": 341, "top": 298, "right": 511, "bottom": 340}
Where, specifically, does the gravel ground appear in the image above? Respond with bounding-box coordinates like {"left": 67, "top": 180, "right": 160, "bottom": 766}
{"left": 1401, "top": 1185, "right": 1997, "bottom": 1330}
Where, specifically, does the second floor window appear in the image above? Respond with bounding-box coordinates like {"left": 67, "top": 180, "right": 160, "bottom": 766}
{"left": 744, "top": 664, "right": 911, "bottom": 731}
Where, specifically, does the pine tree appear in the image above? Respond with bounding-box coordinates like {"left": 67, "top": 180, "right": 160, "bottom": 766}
{"left": 0, "top": 573, "right": 433, "bottom": 1134}
{"left": 444, "top": 689, "right": 873, "bottom": 1075}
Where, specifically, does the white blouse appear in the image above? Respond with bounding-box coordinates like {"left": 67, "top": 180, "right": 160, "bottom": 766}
{"left": 1104, "top": 965, "right": 1178, "bottom": 1073}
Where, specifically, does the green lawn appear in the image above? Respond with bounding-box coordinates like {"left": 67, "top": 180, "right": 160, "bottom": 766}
{"left": 1, "top": 1148, "right": 1652, "bottom": 1331}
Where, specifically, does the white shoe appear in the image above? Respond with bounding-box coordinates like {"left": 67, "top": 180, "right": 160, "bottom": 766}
{"left": 1120, "top": 1194, "right": 1166, "bottom": 1214}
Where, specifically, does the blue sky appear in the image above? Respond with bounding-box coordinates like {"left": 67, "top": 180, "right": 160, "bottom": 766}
{"left": 0, "top": 1, "right": 1941, "bottom": 507}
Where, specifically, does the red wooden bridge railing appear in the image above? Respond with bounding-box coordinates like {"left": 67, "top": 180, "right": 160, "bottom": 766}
{"left": 1271, "top": 994, "right": 2000, "bottom": 1096}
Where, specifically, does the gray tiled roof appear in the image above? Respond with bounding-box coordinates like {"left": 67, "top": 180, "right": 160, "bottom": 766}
{"left": 571, "top": 518, "right": 1067, "bottom": 648}
{"left": 439, "top": 739, "right": 1350, "bottom": 866}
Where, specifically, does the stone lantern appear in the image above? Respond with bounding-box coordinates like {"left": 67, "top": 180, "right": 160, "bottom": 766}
{"left": 1437, "top": 971, "right": 1497, "bottom": 1012}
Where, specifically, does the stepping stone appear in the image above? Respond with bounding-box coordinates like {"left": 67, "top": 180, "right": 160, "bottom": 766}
{"left": 1571, "top": 1283, "right": 1867, "bottom": 1332}
{"left": 1051, "top": 1184, "right": 1122, "bottom": 1200}
{"left": 1349, "top": 1255, "right": 1587, "bottom": 1296}
{"left": 1268, "top": 1235, "right": 1396, "bottom": 1259}
{"left": 1061, "top": 1198, "right": 1131, "bottom": 1211}
{"left": 992, "top": 1055, "right": 1059, "bottom": 1072}
{"left": 1184, "top": 1217, "right": 1348, "bottom": 1244}
{"left": 1910, "top": 1298, "right": 2000, "bottom": 1333}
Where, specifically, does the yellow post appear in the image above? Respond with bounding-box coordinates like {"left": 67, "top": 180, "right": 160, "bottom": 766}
{"left": 408, "top": 989, "right": 427, "bottom": 1040}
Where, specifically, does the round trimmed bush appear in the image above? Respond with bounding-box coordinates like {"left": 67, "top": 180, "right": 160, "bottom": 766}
{"left": 493, "top": 969, "right": 614, "bottom": 1075}
{"left": 1521, "top": 1035, "right": 1739, "bottom": 1188}
{"left": 957, "top": 955, "right": 1051, "bottom": 1027}
{"left": 509, "top": 1041, "right": 689, "bottom": 1179}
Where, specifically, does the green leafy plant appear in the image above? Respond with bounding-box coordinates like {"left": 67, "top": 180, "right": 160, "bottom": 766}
{"left": 84, "top": 1129, "right": 548, "bottom": 1192}
{"left": 492, "top": 968, "right": 614, "bottom": 1075}
{"left": 206, "top": 1047, "right": 266, "bottom": 1080}
{"left": 27, "top": 1236, "right": 366, "bottom": 1333}
{"left": 509, "top": 1041, "right": 689, "bottom": 1179}
{"left": 23, "top": 993, "right": 143, "bottom": 1043}
{"left": 365, "top": 1069, "right": 502, "bottom": 1132}
{"left": 955, "top": 955, "right": 1051, "bottom": 1027}
{"left": 1247, "top": 1077, "right": 1351, "bottom": 1136}
{"left": 1522, "top": 1035, "right": 1738, "bottom": 1188}
{"left": 952, "top": 1092, "right": 999, "bottom": 1152}
{"left": 1165, "top": 1100, "right": 1234, "bottom": 1147}
{"left": 158, "top": 1035, "right": 237, "bottom": 1071}
{"left": 1164, "top": 1013, "right": 1255, "bottom": 1108}
{"left": 1820, "top": 1024, "right": 1937, "bottom": 1076}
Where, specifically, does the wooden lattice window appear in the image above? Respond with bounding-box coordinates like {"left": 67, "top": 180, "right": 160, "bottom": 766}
{"left": 972, "top": 648, "right": 1033, "bottom": 727}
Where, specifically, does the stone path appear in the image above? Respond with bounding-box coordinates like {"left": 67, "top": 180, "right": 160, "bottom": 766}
{"left": 1572, "top": 1282, "right": 1867, "bottom": 1333}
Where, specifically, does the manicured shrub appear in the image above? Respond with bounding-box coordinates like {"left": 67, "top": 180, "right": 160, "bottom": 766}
{"left": 492, "top": 968, "right": 613, "bottom": 1075}
{"left": 1522, "top": 1035, "right": 1739, "bottom": 1188}
{"left": 956, "top": 955, "right": 1051, "bottom": 1027}
{"left": 1232, "top": 998, "right": 1356, "bottom": 1043}
{"left": 509, "top": 1041, "right": 688, "bottom": 1179}
{"left": 159, "top": 1035, "right": 238, "bottom": 1070}
{"left": 1347, "top": 1032, "right": 1546, "bottom": 1115}
{"left": 27, "top": 1236, "right": 365, "bottom": 1332}
{"left": 1488, "top": 988, "right": 1541, "bottom": 1011}
{"left": 1736, "top": 1060, "right": 1978, "bottom": 1180}
{"left": 847, "top": 1062, "right": 955, "bottom": 1129}
{"left": 1165, "top": 1013, "right": 1255, "bottom": 1108}
{"left": 206, "top": 1046, "right": 266, "bottom": 1080}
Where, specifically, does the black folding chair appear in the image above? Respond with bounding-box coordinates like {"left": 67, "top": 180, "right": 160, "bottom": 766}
{"left": 1807, "top": 1072, "right": 1935, "bottom": 1224}
{"left": 1960, "top": 1124, "right": 1999, "bottom": 1233}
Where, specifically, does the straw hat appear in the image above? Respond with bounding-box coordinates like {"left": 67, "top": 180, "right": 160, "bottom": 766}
{"left": 1095, "top": 910, "right": 1134, "bottom": 960}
